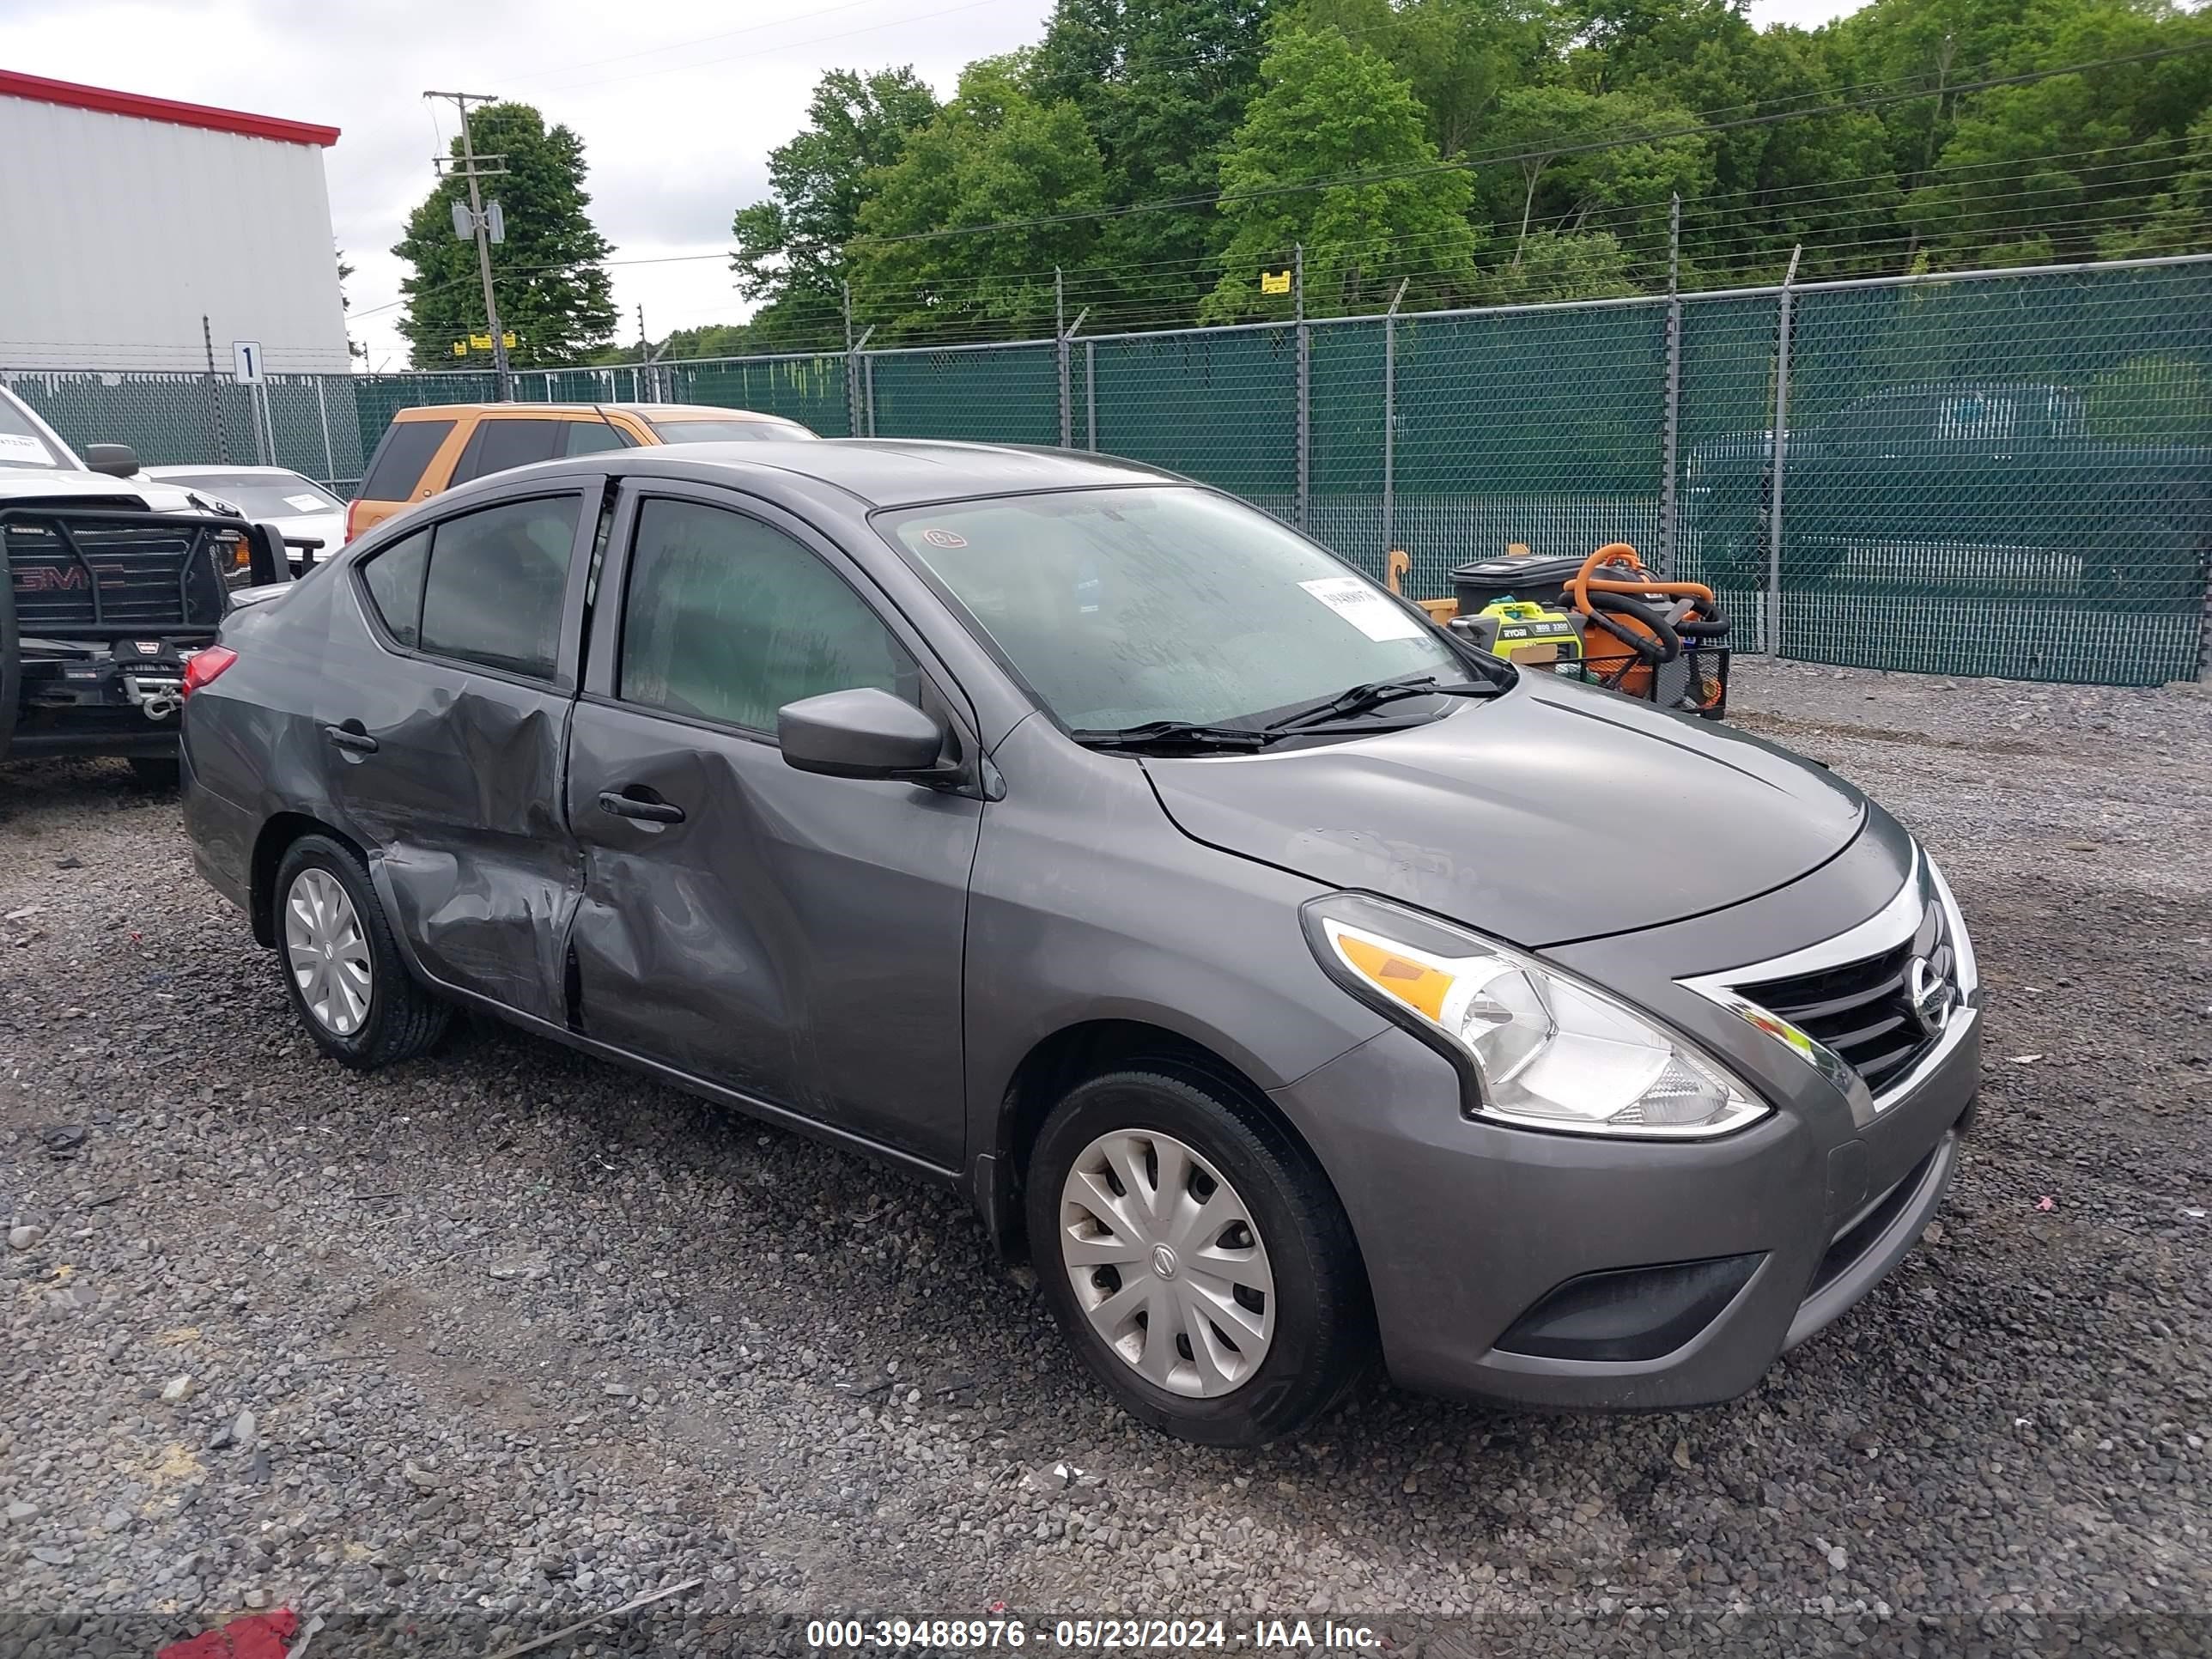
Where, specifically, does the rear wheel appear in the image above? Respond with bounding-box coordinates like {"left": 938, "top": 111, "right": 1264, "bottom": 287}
{"left": 273, "top": 834, "right": 447, "bottom": 1068}
{"left": 1025, "top": 1068, "right": 1370, "bottom": 1446}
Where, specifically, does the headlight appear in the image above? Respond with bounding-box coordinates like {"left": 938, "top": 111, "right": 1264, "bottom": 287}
{"left": 1302, "top": 893, "right": 1767, "bottom": 1139}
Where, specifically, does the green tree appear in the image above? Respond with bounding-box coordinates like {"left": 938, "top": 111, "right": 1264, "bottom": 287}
{"left": 2102, "top": 107, "right": 2212, "bottom": 255}
{"left": 393, "top": 103, "right": 617, "bottom": 368}
{"left": 1471, "top": 84, "right": 1709, "bottom": 276}
{"left": 731, "top": 68, "right": 940, "bottom": 349}
{"left": 1032, "top": 0, "right": 1278, "bottom": 328}
{"left": 846, "top": 59, "right": 1108, "bottom": 339}
{"left": 1902, "top": 0, "right": 2212, "bottom": 266}
{"left": 1287, "top": 0, "right": 1555, "bottom": 158}
{"left": 1201, "top": 27, "right": 1482, "bottom": 320}
{"left": 1485, "top": 228, "right": 1638, "bottom": 301}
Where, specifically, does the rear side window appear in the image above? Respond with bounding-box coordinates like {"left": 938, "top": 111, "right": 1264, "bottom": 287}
{"left": 452, "top": 418, "right": 564, "bottom": 485}
{"left": 562, "top": 419, "right": 629, "bottom": 456}
{"left": 359, "top": 419, "right": 454, "bottom": 501}
{"left": 618, "top": 498, "right": 915, "bottom": 732}
{"left": 358, "top": 529, "right": 430, "bottom": 647}
{"left": 418, "top": 495, "right": 581, "bottom": 679}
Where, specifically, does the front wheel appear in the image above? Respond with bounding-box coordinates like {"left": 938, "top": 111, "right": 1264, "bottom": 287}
{"left": 272, "top": 834, "right": 448, "bottom": 1069}
{"left": 1025, "top": 1068, "right": 1370, "bottom": 1445}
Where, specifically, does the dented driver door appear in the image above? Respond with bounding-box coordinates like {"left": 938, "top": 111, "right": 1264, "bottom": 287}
{"left": 562, "top": 482, "right": 980, "bottom": 1169}
{"left": 317, "top": 483, "right": 601, "bottom": 1024}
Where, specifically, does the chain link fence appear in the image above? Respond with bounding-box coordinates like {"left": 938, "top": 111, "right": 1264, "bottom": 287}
{"left": 9, "top": 253, "right": 2209, "bottom": 684}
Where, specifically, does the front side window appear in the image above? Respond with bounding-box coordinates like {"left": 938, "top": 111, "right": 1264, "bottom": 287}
{"left": 880, "top": 486, "right": 1457, "bottom": 731}
{"left": 417, "top": 495, "right": 581, "bottom": 678}
{"left": 453, "top": 419, "right": 564, "bottom": 485}
{"left": 619, "top": 498, "right": 914, "bottom": 732}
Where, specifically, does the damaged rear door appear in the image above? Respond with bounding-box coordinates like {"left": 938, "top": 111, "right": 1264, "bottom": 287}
{"left": 321, "top": 482, "right": 599, "bottom": 1022}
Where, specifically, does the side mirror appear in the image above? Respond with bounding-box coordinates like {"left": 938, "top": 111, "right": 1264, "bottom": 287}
{"left": 778, "top": 687, "right": 951, "bottom": 781}
{"left": 84, "top": 443, "right": 141, "bottom": 478}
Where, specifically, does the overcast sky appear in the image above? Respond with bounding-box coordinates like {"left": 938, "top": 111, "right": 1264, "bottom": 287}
{"left": 2, "top": 0, "right": 1861, "bottom": 369}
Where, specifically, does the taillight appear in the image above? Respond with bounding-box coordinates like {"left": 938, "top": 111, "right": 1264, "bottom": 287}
{"left": 343, "top": 499, "right": 366, "bottom": 544}
{"left": 181, "top": 646, "right": 237, "bottom": 698}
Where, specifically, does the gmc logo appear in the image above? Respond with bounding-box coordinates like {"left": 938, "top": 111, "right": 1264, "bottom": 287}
{"left": 12, "top": 566, "right": 88, "bottom": 592}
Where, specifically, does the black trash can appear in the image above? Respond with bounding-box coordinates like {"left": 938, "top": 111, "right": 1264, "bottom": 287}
{"left": 1450, "top": 555, "right": 1589, "bottom": 615}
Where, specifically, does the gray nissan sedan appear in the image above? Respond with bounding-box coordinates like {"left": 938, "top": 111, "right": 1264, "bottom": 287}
{"left": 179, "top": 442, "right": 1979, "bottom": 1445}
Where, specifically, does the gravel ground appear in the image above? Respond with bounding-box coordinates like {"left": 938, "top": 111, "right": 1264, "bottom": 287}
{"left": 3, "top": 659, "right": 2209, "bottom": 1657}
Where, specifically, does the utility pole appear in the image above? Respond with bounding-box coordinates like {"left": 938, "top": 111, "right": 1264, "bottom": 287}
{"left": 424, "top": 89, "right": 511, "bottom": 399}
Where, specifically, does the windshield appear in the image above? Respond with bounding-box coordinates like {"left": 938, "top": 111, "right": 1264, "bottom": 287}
{"left": 154, "top": 472, "right": 341, "bottom": 516}
{"left": 0, "top": 397, "right": 67, "bottom": 471}
{"left": 883, "top": 486, "right": 1461, "bottom": 731}
{"left": 648, "top": 418, "right": 816, "bottom": 444}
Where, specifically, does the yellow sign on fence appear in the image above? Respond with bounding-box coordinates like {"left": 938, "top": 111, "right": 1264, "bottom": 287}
{"left": 1260, "top": 269, "right": 1291, "bottom": 295}
{"left": 451, "top": 332, "right": 518, "bottom": 356}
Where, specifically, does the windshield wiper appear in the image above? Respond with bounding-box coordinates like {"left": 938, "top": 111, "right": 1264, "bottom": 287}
{"left": 1263, "top": 675, "right": 1498, "bottom": 734}
{"left": 1071, "top": 720, "right": 1274, "bottom": 753}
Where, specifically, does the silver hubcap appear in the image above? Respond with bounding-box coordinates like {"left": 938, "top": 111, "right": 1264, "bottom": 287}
{"left": 283, "top": 868, "right": 372, "bottom": 1036}
{"left": 1058, "top": 1129, "right": 1275, "bottom": 1398}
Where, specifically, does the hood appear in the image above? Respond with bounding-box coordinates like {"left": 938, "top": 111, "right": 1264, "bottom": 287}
{"left": 0, "top": 470, "right": 149, "bottom": 507}
{"left": 1141, "top": 675, "right": 1867, "bottom": 948}
{"left": 131, "top": 477, "right": 241, "bottom": 516}
{"left": 278, "top": 511, "right": 346, "bottom": 558}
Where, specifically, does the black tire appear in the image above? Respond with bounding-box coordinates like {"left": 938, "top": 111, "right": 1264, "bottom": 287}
{"left": 271, "top": 833, "right": 448, "bottom": 1069}
{"left": 1024, "top": 1067, "right": 1370, "bottom": 1447}
{"left": 127, "top": 756, "right": 181, "bottom": 789}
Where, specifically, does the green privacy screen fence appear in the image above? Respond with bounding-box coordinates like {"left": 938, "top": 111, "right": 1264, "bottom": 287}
{"left": 8, "top": 253, "right": 2209, "bottom": 685}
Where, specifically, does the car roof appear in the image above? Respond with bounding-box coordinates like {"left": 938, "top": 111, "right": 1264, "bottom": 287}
{"left": 459, "top": 439, "right": 1182, "bottom": 512}
{"left": 392, "top": 401, "right": 800, "bottom": 422}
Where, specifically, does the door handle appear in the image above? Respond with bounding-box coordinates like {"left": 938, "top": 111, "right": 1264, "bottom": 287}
{"left": 598, "top": 790, "right": 685, "bottom": 825}
{"left": 323, "top": 722, "right": 379, "bottom": 755}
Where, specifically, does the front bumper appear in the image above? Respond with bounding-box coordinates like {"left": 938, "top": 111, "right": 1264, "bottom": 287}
{"left": 1268, "top": 828, "right": 1979, "bottom": 1411}
{"left": 10, "top": 638, "right": 208, "bottom": 758}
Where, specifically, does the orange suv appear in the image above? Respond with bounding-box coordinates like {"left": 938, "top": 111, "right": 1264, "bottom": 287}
{"left": 345, "top": 403, "right": 816, "bottom": 541}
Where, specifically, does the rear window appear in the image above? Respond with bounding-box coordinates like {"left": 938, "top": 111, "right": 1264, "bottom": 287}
{"left": 452, "top": 418, "right": 565, "bottom": 485}
{"left": 647, "top": 418, "right": 815, "bottom": 444}
{"left": 360, "top": 419, "right": 455, "bottom": 501}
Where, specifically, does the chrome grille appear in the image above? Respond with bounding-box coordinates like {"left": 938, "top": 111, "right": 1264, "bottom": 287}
{"left": 1737, "top": 898, "right": 1954, "bottom": 1097}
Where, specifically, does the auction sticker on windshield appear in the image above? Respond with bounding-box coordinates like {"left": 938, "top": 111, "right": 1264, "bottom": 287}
{"left": 1298, "top": 575, "right": 1427, "bottom": 642}
{"left": 0, "top": 433, "right": 50, "bottom": 463}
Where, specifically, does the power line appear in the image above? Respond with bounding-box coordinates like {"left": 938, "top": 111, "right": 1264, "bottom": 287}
{"left": 848, "top": 38, "right": 2212, "bottom": 248}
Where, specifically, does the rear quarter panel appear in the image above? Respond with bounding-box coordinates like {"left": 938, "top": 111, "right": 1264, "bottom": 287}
{"left": 181, "top": 569, "right": 353, "bottom": 918}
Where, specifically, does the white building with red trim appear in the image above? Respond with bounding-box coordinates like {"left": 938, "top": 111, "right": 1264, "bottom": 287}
{"left": 0, "top": 70, "right": 349, "bottom": 374}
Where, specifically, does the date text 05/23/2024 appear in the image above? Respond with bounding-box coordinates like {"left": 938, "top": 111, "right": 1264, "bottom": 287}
{"left": 804, "top": 1618, "right": 1382, "bottom": 1650}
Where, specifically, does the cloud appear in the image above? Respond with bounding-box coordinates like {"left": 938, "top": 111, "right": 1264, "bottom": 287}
{"left": 0, "top": 0, "right": 1055, "bottom": 366}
